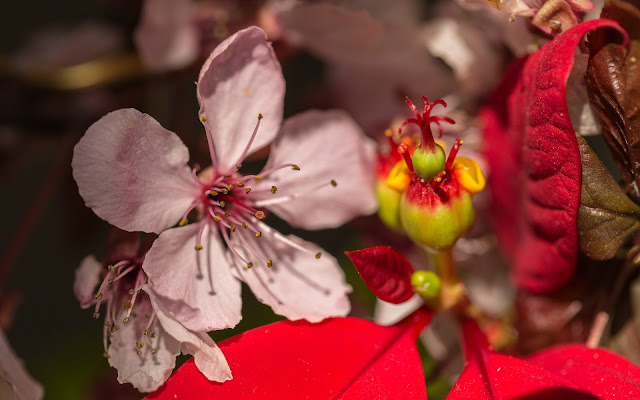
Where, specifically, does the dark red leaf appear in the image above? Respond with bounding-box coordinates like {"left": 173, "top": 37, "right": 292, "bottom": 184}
{"left": 346, "top": 246, "right": 415, "bottom": 304}
{"left": 528, "top": 344, "right": 640, "bottom": 398}
{"left": 145, "top": 309, "right": 432, "bottom": 400}
{"left": 449, "top": 318, "right": 640, "bottom": 399}
{"left": 482, "top": 20, "right": 627, "bottom": 293}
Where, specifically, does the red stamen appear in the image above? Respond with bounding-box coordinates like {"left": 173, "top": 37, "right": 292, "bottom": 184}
{"left": 399, "top": 96, "right": 455, "bottom": 151}
{"left": 398, "top": 143, "right": 415, "bottom": 175}
{"left": 445, "top": 138, "right": 463, "bottom": 171}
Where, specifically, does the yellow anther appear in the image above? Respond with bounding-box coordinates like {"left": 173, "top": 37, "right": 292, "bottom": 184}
{"left": 143, "top": 329, "right": 149, "bottom": 336}
{"left": 179, "top": 218, "right": 188, "bottom": 226}
{"left": 93, "top": 312, "right": 100, "bottom": 319}
{"left": 150, "top": 348, "right": 157, "bottom": 354}
{"left": 238, "top": 182, "right": 244, "bottom": 187}
{"left": 256, "top": 231, "right": 262, "bottom": 237}
{"left": 107, "top": 265, "right": 114, "bottom": 272}
{"left": 254, "top": 176, "right": 262, "bottom": 182}
{"left": 384, "top": 129, "right": 393, "bottom": 137}
{"left": 331, "top": 180, "right": 337, "bottom": 187}
{"left": 128, "top": 289, "right": 135, "bottom": 295}
{"left": 245, "top": 188, "right": 252, "bottom": 194}
{"left": 208, "top": 190, "right": 218, "bottom": 197}
{"left": 221, "top": 188, "right": 228, "bottom": 194}
{"left": 385, "top": 160, "right": 411, "bottom": 192}
{"left": 247, "top": 262, "right": 254, "bottom": 268}
{"left": 136, "top": 341, "right": 143, "bottom": 349}
{"left": 195, "top": 245, "right": 203, "bottom": 250}
{"left": 136, "top": 349, "right": 142, "bottom": 356}
{"left": 219, "top": 201, "right": 226, "bottom": 208}
{"left": 224, "top": 212, "right": 231, "bottom": 217}
{"left": 123, "top": 300, "right": 132, "bottom": 309}
{"left": 213, "top": 216, "right": 221, "bottom": 222}
{"left": 267, "top": 260, "right": 273, "bottom": 268}
{"left": 231, "top": 225, "right": 236, "bottom": 232}
{"left": 227, "top": 184, "right": 233, "bottom": 190}
{"left": 255, "top": 211, "right": 266, "bottom": 219}
{"left": 236, "top": 164, "right": 242, "bottom": 169}
{"left": 315, "top": 252, "right": 322, "bottom": 259}
{"left": 201, "top": 115, "right": 207, "bottom": 122}
{"left": 271, "top": 186, "right": 277, "bottom": 194}
{"left": 452, "top": 158, "right": 486, "bottom": 195}
{"left": 258, "top": 113, "right": 263, "bottom": 120}
{"left": 292, "top": 165, "right": 300, "bottom": 171}
{"left": 123, "top": 317, "right": 130, "bottom": 323}
{"left": 94, "top": 292, "right": 102, "bottom": 300}
{"left": 150, "top": 333, "right": 157, "bottom": 338}
{"left": 242, "top": 222, "right": 248, "bottom": 229}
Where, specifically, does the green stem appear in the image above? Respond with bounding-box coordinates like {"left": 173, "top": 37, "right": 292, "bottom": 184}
{"left": 427, "top": 247, "right": 459, "bottom": 286}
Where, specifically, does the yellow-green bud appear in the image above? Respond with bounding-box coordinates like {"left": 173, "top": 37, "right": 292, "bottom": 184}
{"left": 411, "top": 271, "right": 441, "bottom": 300}
{"left": 411, "top": 144, "right": 446, "bottom": 181}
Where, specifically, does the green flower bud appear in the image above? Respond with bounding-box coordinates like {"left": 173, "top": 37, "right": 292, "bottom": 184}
{"left": 400, "top": 188, "right": 474, "bottom": 251}
{"left": 376, "top": 180, "right": 403, "bottom": 231}
{"left": 411, "top": 144, "right": 446, "bottom": 181}
{"left": 411, "top": 270, "right": 441, "bottom": 300}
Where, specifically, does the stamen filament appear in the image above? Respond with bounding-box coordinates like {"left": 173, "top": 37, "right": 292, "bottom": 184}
{"left": 253, "top": 180, "right": 338, "bottom": 207}
{"left": 445, "top": 138, "right": 463, "bottom": 171}
{"left": 232, "top": 114, "right": 263, "bottom": 169}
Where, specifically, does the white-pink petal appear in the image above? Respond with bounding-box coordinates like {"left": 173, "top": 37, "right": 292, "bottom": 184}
{"left": 0, "top": 329, "right": 43, "bottom": 400}
{"left": 197, "top": 26, "right": 285, "bottom": 172}
{"left": 72, "top": 108, "right": 201, "bottom": 234}
{"left": 142, "top": 223, "right": 242, "bottom": 332}
{"left": 134, "top": 0, "right": 199, "bottom": 71}
{"left": 73, "top": 255, "right": 103, "bottom": 309}
{"left": 254, "top": 110, "right": 377, "bottom": 229}
{"left": 107, "top": 302, "right": 180, "bottom": 392}
{"left": 230, "top": 225, "right": 351, "bottom": 322}
{"left": 147, "top": 288, "right": 232, "bottom": 383}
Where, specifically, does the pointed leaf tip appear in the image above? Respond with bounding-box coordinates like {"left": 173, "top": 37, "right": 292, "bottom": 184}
{"left": 346, "top": 246, "right": 415, "bottom": 304}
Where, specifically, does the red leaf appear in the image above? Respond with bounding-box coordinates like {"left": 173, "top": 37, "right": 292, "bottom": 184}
{"left": 346, "top": 246, "right": 415, "bottom": 304}
{"left": 145, "top": 309, "right": 432, "bottom": 400}
{"left": 528, "top": 344, "right": 640, "bottom": 398}
{"left": 482, "top": 20, "right": 627, "bottom": 293}
{"left": 449, "top": 319, "right": 640, "bottom": 399}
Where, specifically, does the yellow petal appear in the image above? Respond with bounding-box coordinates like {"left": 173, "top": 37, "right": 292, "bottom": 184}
{"left": 452, "top": 158, "right": 485, "bottom": 194}
{"left": 386, "top": 160, "right": 411, "bottom": 192}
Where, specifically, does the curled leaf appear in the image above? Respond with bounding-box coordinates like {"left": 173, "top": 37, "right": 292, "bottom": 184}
{"left": 576, "top": 134, "right": 640, "bottom": 259}
{"left": 346, "top": 246, "right": 415, "bottom": 304}
{"left": 482, "top": 20, "right": 628, "bottom": 293}
{"left": 145, "top": 309, "right": 432, "bottom": 399}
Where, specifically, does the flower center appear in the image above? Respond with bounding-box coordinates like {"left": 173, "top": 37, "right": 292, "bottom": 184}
{"left": 90, "top": 259, "right": 159, "bottom": 359}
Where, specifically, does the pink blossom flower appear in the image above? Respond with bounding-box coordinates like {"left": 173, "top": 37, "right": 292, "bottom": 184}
{"left": 0, "top": 328, "right": 43, "bottom": 400}
{"left": 72, "top": 27, "right": 377, "bottom": 333}
{"left": 74, "top": 230, "right": 231, "bottom": 392}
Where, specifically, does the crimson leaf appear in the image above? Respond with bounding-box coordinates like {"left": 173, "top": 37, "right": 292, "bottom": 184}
{"left": 448, "top": 318, "right": 640, "bottom": 399}
{"left": 145, "top": 309, "right": 432, "bottom": 399}
{"left": 346, "top": 246, "right": 415, "bottom": 304}
{"left": 482, "top": 19, "right": 627, "bottom": 293}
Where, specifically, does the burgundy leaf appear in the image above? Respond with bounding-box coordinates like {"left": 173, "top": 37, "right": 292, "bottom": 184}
{"left": 145, "top": 309, "right": 432, "bottom": 400}
{"left": 586, "top": 0, "right": 640, "bottom": 199}
{"left": 482, "top": 20, "right": 627, "bottom": 293}
{"left": 346, "top": 246, "right": 415, "bottom": 304}
{"left": 449, "top": 318, "right": 640, "bottom": 399}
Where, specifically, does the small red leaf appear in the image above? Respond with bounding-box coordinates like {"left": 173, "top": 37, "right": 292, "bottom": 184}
{"left": 145, "top": 309, "right": 432, "bottom": 399}
{"left": 482, "top": 20, "right": 627, "bottom": 293}
{"left": 346, "top": 246, "right": 415, "bottom": 304}
{"left": 449, "top": 318, "right": 640, "bottom": 399}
